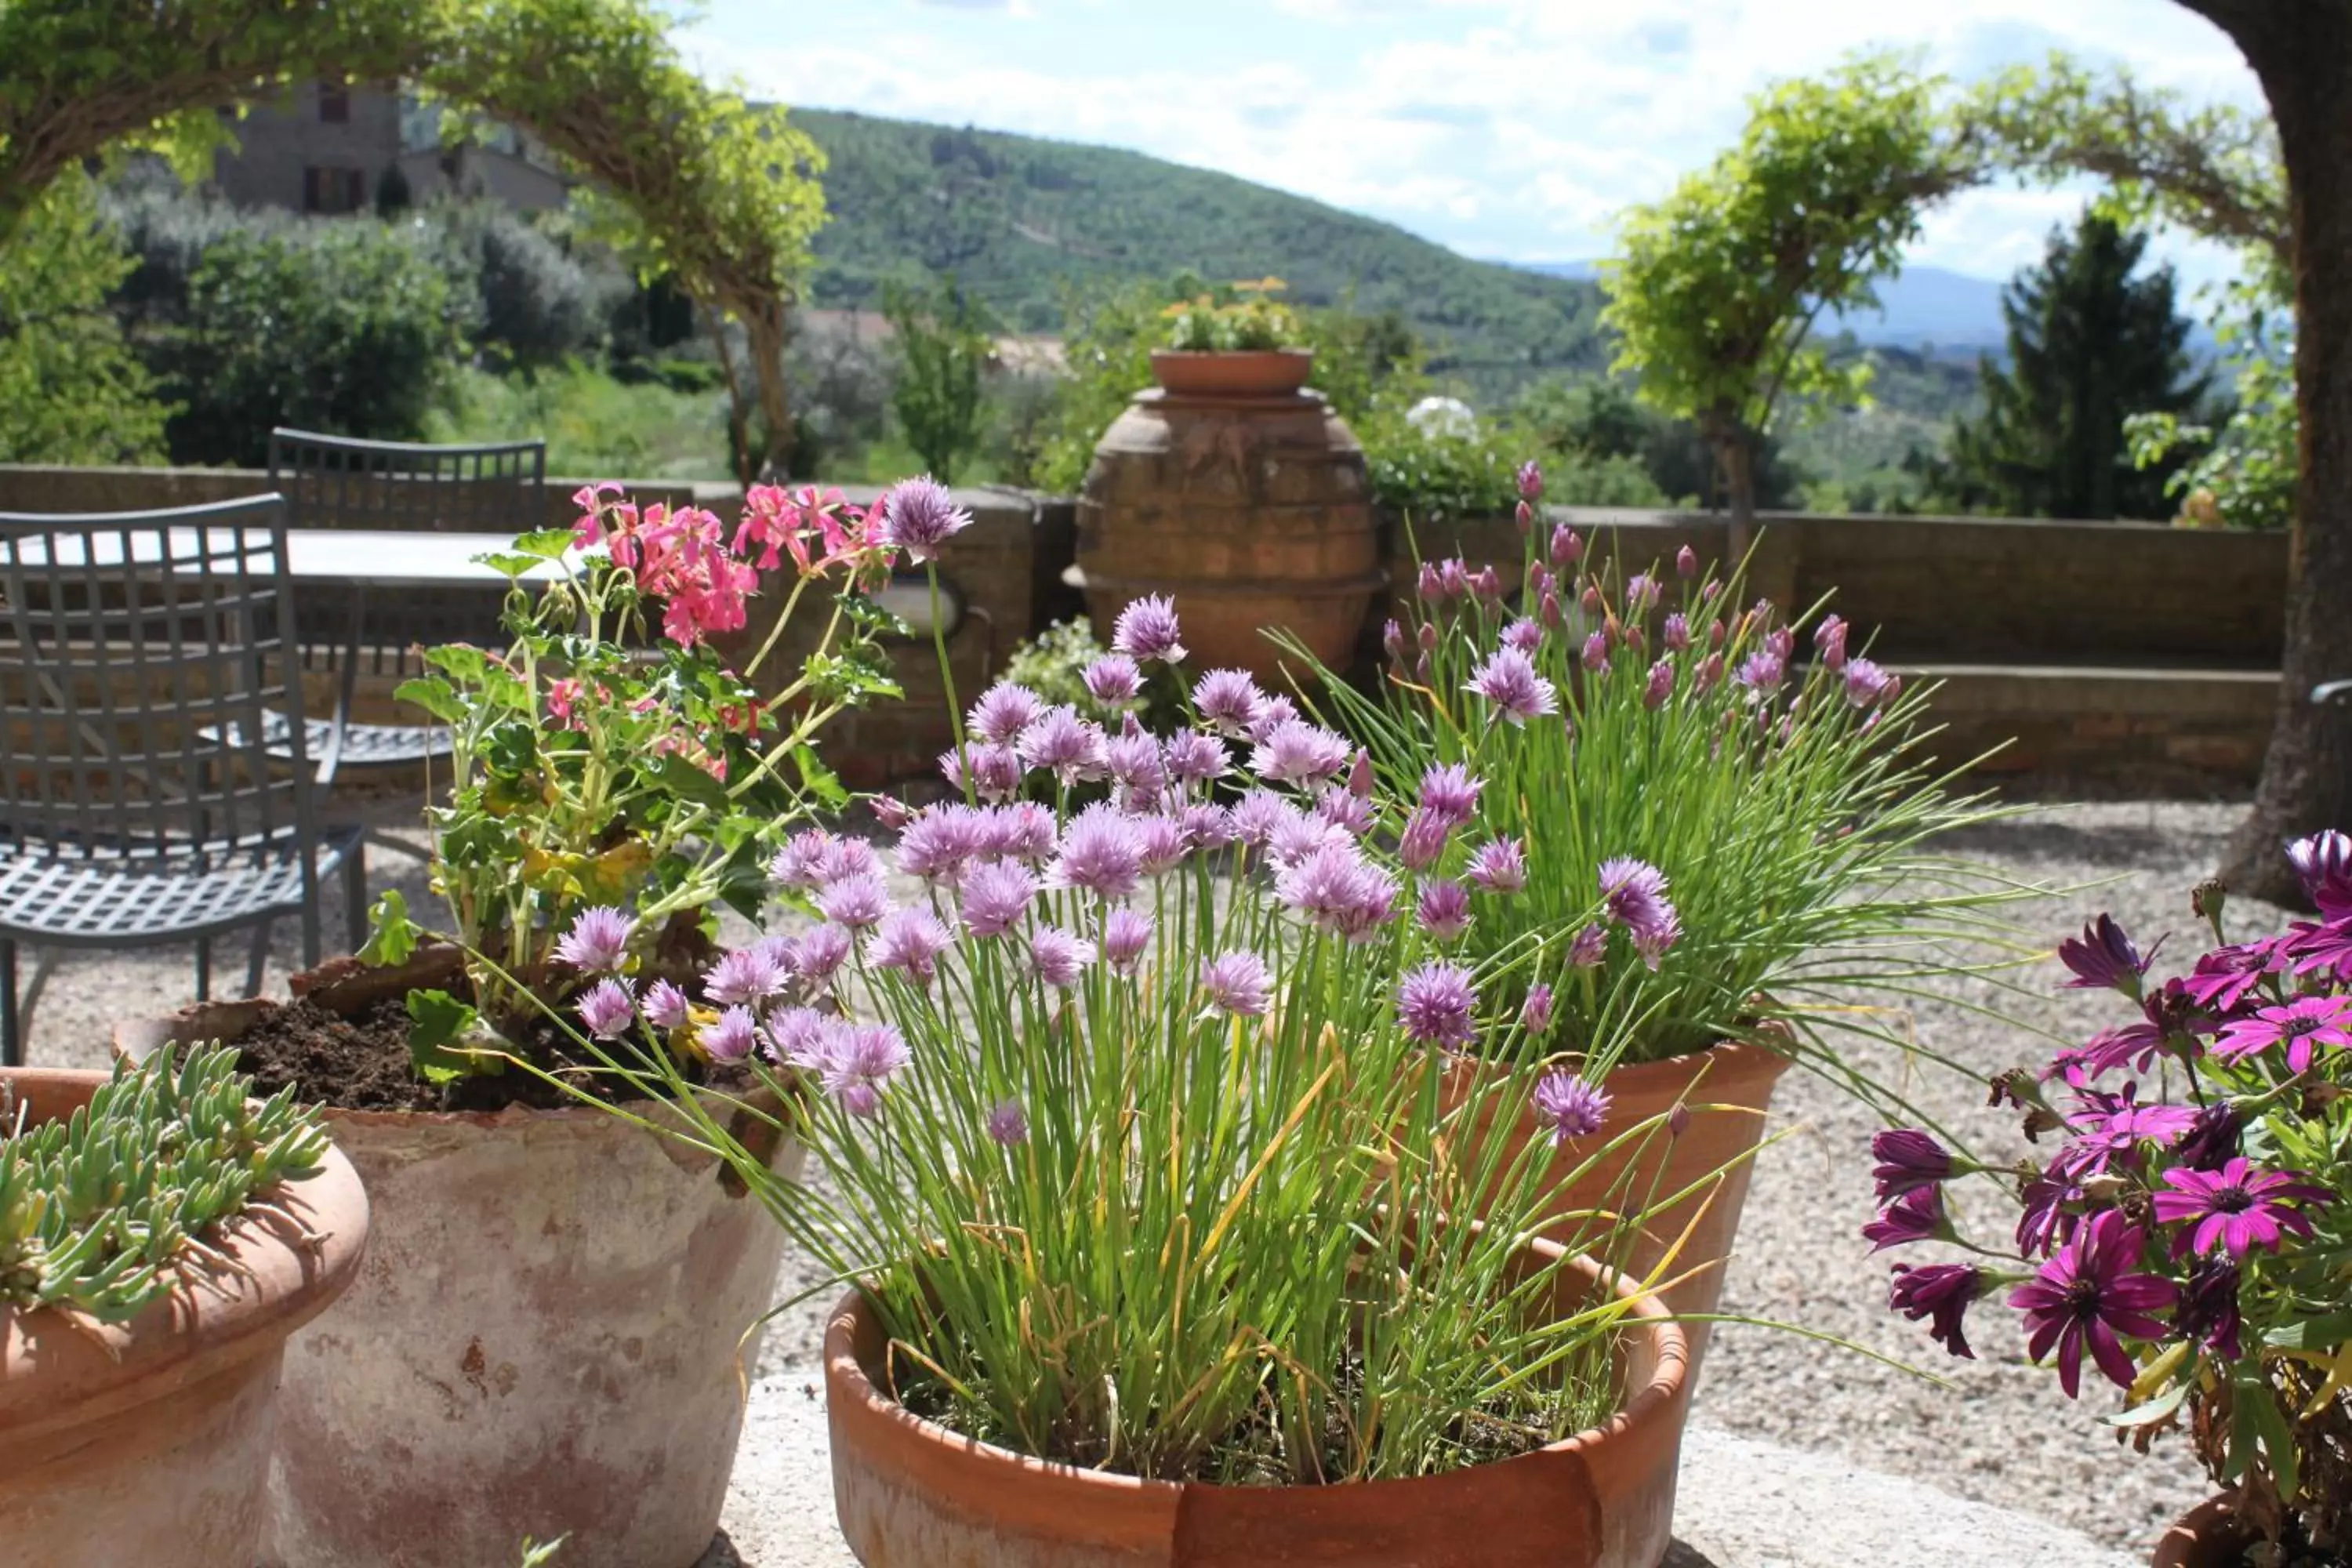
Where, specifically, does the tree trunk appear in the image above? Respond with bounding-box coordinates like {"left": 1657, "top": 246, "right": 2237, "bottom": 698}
{"left": 743, "top": 300, "right": 797, "bottom": 484}
{"left": 1702, "top": 408, "right": 1759, "bottom": 561}
{"left": 2189, "top": 0, "right": 2352, "bottom": 906}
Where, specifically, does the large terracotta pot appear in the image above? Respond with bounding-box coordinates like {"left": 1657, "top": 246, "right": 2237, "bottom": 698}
{"left": 1148, "top": 348, "right": 1314, "bottom": 397}
{"left": 2150, "top": 1495, "right": 2241, "bottom": 1568}
{"left": 1072, "top": 365, "right": 1384, "bottom": 688}
{"left": 825, "top": 1243, "right": 1689, "bottom": 1568}
{"left": 1447, "top": 1036, "right": 1791, "bottom": 1379}
{"left": 0, "top": 1067, "right": 368, "bottom": 1568}
{"left": 115, "top": 953, "right": 802, "bottom": 1568}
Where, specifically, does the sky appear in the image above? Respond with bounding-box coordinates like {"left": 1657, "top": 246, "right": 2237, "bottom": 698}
{"left": 677, "top": 0, "right": 2266, "bottom": 295}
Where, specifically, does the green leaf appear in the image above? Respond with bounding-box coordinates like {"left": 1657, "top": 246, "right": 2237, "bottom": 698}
{"left": 2104, "top": 1378, "right": 2188, "bottom": 1429}
{"left": 472, "top": 551, "right": 544, "bottom": 581}
{"left": 2262, "top": 1312, "right": 2352, "bottom": 1352}
{"left": 404, "top": 989, "right": 484, "bottom": 1085}
{"left": 423, "top": 644, "right": 491, "bottom": 686}
{"left": 510, "top": 527, "right": 576, "bottom": 561}
{"left": 792, "top": 744, "right": 849, "bottom": 810}
{"left": 358, "top": 890, "right": 418, "bottom": 967}
{"left": 393, "top": 677, "right": 465, "bottom": 724}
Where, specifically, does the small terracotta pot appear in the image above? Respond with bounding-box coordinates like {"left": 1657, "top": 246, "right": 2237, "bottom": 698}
{"left": 2150, "top": 1494, "right": 2241, "bottom": 1568}
{"left": 116, "top": 953, "right": 802, "bottom": 1568}
{"left": 1149, "top": 347, "right": 1314, "bottom": 397}
{"left": 0, "top": 1067, "right": 368, "bottom": 1568}
{"left": 1443, "top": 1035, "right": 1791, "bottom": 1379}
{"left": 825, "top": 1243, "right": 1689, "bottom": 1568}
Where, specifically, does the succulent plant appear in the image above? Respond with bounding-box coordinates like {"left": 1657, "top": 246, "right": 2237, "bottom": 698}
{"left": 0, "top": 1044, "right": 331, "bottom": 1323}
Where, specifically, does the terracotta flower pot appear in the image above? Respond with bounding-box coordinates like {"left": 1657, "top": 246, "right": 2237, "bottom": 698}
{"left": 1445, "top": 1035, "right": 1792, "bottom": 1379}
{"left": 115, "top": 956, "right": 803, "bottom": 1568}
{"left": 0, "top": 1067, "right": 368, "bottom": 1568}
{"left": 1148, "top": 347, "right": 1314, "bottom": 397}
{"left": 825, "top": 1243, "right": 1690, "bottom": 1568}
{"left": 2150, "top": 1495, "right": 2241, "bottom": 1568}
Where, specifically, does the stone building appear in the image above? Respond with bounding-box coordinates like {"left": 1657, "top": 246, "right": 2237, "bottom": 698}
{"left": 211, "top": 82, "right": 568, "bottom": 216}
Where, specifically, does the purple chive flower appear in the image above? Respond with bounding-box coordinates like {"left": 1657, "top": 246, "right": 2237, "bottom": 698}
{"left": 1580, "top": 630, "right": 1610, "bottom": 673}
{"left": 1863, "top": 1186, "right": 1951, "bottom": 1253}
{"left": 968, "top": 682, "right": 1046, "bottom": 746}
{"left": 1418, "top": 763, "right": 1485, "bottom": 828}
{"left": 2174, "top": 1258, "right": 2244, "bottom": 1360}
{"left": 2151, "top": 1158, "right": 2329, "bottom": 1259}
{"left": 763, "top": 1004, "right": 829, "bottom": 1067}
{"left": 1889, "top": 1264, "right": 1985, "bottom": 1360}
{"left": 1194, "top": 669, "right": 1265, "bottom": 736}
{"left": 1418, "top": 879, "right": 1473, "bottom": 941}
{"left": 1105, "top": 728, "right": 1167, "bottom": 798}
{"left": 1397, "top": 961, "right": 1479, "bottom": 1047}
{"left": 1766, "top": 622, "right": 1795, "bottom": 661}
{"left": 1183, "top": 802, "right": 1235, "bottom": 848}
{"left": 1532, "top": 1070, "right": 1609, "bottom": 1143}
{"left": 1030, "top": 926, "right": 1097, "bottom": 988}
{"left": 1870, "top": 1128, "right": 1955, "bottom": 1202}
{"left": 1083, "top": 654, "right": 1145, "bottom": 710}
{"left": 1625, "top": 573, "right": 1660, "bottom": 615}
{"left": 1842, "top": 657, "right": 1893, "bottom": 709}
{"left": 986, "top": 801, "right": 1058, "bottom": 865}
{"left": 1102, "top": 907, "right": 1154, "bottom": 974}
{"left": 702, "top": 1004, "right": 759, "bottom": 1063}
{"left": 956, "top": 742, "right": 1025, "bottom": 803}
{"left": 1581, "top": 585, "right": 1605, "bottom": 616}
{"left": 1112, "top": 593, "right": 1186, "bottom": 664}
{"left": 1662, "top": 613, "right": 1691, "bottom": 652}
{"left": 1415, "top": 561, "right": 1446, "bottom": 602}
{"left": 706, "top": 945, "right": 791, "bottom": 1007}
{"left": 575, "top": 977, "right": 637, "bottom": 1040}
{"left": 1517, "top": 459, "right": 1544, "bottom": 502}
{"left": 1200, "top": 949, "right": 1273, "bottom": 1017}
{"left": 814, "top": 834, "right": 880, "bottom": 884}
{"left": 1383, "top": 618, "right": 1406, "bottom": 661}
{"left": 822, "top": 1022, "right": 913, "bottom": 1117}
{"left": 1438, "top": 558, "right": 1468, "bottom": 598}
{"left": 1314, "top": 785, "right": 1376, "bottom": 838}
{"left": 1568, "top": 923, "right": 1608, "bottom": 968}
{"left": 2009, "top": 1210, "right": 2177, "bottom": 1398}
{"left": 1813, "top": 615, "right": 1849, "bottom": 671}
{"left": 1249, "top": 719, "right": 1354, "bottom": 787}
{"left": 1550, "top": 523, "right": 1582, "bottom": 567}
{"left": 794, "top": 923, "right": 854, "bottom": 988}
{"left": 1163, "top": 729, "right": 1229, "bottom": 786}
{"left": 641, "top": 978, "right": 692, "bottom": 1032}
{"left": 815, "top": 873, "right": 891, "bottom": 930}
{"left": 2289, "top": 830, "right": 2352, "bottom": 919}
{"left": 1228, "top": 789, "right": 1297, "bottom": 848}
{"left": 985, "top": 1098, "right": 1030, "bottom": 1147}
{"left": 554, "top": 906, "right": 634, "bottom": 973}
{"left": 1134, "top": 812, "right": 1193, "bottom": 874}
{"left": 1519, "top": 983, "right": 1555, "bottom": 1035}
{"left": 1264, "top": 809, "right": 1345, "bottom": 869}
{"left": 1643, "top": 659, "right": 1674, "bottom": 710}
{"left": 1016, "top": 706, "right": 1109, "bottom": 784}
{"left": 1632, "top": 909, "right": 1681, "bottom": 970}
{"left": 1466, "top": 648, "right": 1559, "bottom": 726}
{"left": 2057, "top": 915, "right": 2154, "bottom": 996}
{"left": 1276, "top": 840, "right": 1399, "bottom": 942}
{"left": 1599, "top": 858, "right": 1674, "bottom": 940}
{"left": 1397, "top": 807, "right": 1452, "bottom": 873}
{"left": 1675, "top": 545, "right": 1699, "bottom": 579}
{"left": 883, "top": 477, "right": 973, "bottom": 563}
{"left": 870, "top": 795, "right": 916, "bottom": 832}
{"left": 2214, "top": 994, "right": 2352, "bottom": 1072}
{"left": 1248, "top": 693, "right": 1300, "bottom": 742}
{"left": 1468, "top": 564, "right": 1503, "bottom": 605}
{"left": 1501, "top": 617, "right": 1545, "bottom": 654}
{"left": 867, "top": 908, "right": 955, "bottom": 986}
{"left": 1047, "top": 803, "right": 1147, "bottom": 901}
{"left": 1694, "top": 652, "right": 1726, "bottom": 694}
{"left": 1467, "top": 838, "right": 1527, "bottom": 895}
{"left": 960, "top": 858, "right": 1040, "bottom": 938}
{"left": 1736, "top": 649, "right": 1786, "bottom": 693}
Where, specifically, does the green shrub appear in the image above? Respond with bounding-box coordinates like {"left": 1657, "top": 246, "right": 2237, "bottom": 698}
{"left": 1001, "top": 618, "right": 1185, "bottom": 732}
{"left": 0, "top": 173, "right": 172, "bottom": 465}
{"left": 436, "top": 201, "right": 613, "bottom": 368}
{"left": 426, "top": 361, "right": 732, "bottom": 480}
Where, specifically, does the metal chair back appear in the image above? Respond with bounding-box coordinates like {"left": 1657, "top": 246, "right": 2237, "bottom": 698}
{"left": 0, "top": 495, "right": 323, "bottom": 863}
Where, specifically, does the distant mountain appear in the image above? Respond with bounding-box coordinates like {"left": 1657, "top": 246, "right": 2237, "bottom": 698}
{"left": 792, "top": 110, "right": 1612, "bottom": 389}
{"left": 1518, "top": 260, "right": 2012, "bottom": 354}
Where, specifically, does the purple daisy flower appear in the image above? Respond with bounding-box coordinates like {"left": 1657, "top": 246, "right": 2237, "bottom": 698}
{"left": 815, "top": 873, "right": 891, "bottom": 930}
{"left": 1889, "top": 1263, "right": 1985, "bottom": 1360}
{"left": 1519, "top": 983, "right": 1555, "bottom": 1035}
{"left": 1016, "top": 705, "right": 1109, "bottom": 785}
{"left": 968, "top": 682, "right": 1046, "bottom": 746}
{"left": 985, "top": 1098, "right": 1029, "bottom": 1147}
{"left": 2058, "top": 914, "right": 2154, "bottom": 996}
{"left": 702, "top": 1004, "right": 759, "bottom": 1063}
{"left": 1862, "top": 1186, "right": 1951, "bottom": 1253}
{"left": 793, "top": 923, "right": 854, "bottom": 988}
{"left": 2016, "top": 1166, "right": 2086, "bottom": 1258}
{"left": 1249, "top": 719, "right": 1354, "bottom": 787}
{"left": 1200, "top": 950, "right": 1272, "bottom": 1017}
{"left": 641, "top": 978, "right": 692, "bottom": 1032}
{"left": 2174, "top": 1258, "right": 2243, "bottom": 1360}
{"left": 821, "top": 1021, "right": 912, "bottom": 1117}
{"left": 706, "top": 945, "right": 792, "bottom": 1007}
{"left": 1111, "top": 593, "right": 1186, "bottom": 664}
{"left": 1417, "top": 879, "right": 1472, "bottom": 942}
{"left": 2009, "top": 1210, "right": 2177, "bottom": 1398}
{"left": 2216, "top": 994, "right": 2352, "bottom": 1071}
{"left": 2176, "top": 1102, "right": 2244, "bottom": 1171}
{"left": 2288, "top": 829, "right": 2352, "bottom": 919}
{"left": 1466, "top": 648, "right": 1559, "bottom": 726}
{"left": 1193, "top": 668, "right": 1265, "bottom": 737}
{"left": 1418, "top": 764, "right": 1485, "bottom": 829}
{"left": 1047, "top": 802, "right": 1147, "bottom": 901}
{"left": 1102, "top": 907, "right": 1154, "bottom": 974}
{"left": 1396, "top": 961, "right": 1478, "bottom": 1047}
{"left": 1467, "top": 838, "right": 1527, "bottom": 895}
{"left": 554, "top": 906, "right": 634, "bottom": 973}
{"left": 2151, "top": 1157, "right": 2329, "bottom": 1259}
{"left": 883, "top": 476, "right": 972, "bottom": 563}
{"left": 1568, "top": 923, "right": 1608, "bottom": 968}
{"left": 2180, "top": 939, "right": 2281, "bottom": 1012}
{"left": 1083, "top": 653, "right": 1145, "bottom": 710}
{"left": 575, "top": 977, "right": 637, "bottom": 1040}
{"left": 1030, "top": 926, "right": 1097, "bottom": 988}
{"left": 1870, "top": 1128, "right": 1955, "bottom": 1202}
{"left": 1532, "top": 1069, "right": 1608, "bottom": 1143}
{"left": 960, "top": 858, "right": 1040, "bottom": 938}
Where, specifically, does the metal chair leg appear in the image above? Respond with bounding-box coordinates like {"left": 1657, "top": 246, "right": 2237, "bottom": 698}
{"left": 343, "top": 844, "right": 369, "bottom": 953}
{"left": 301, "top": 887, "right": 322, "bottom": 972}
{"left": 195, "top": 938, "right": 211, "bottom": 1002}
{"left": 244, "top": 922, "right": 270, "bottom": 999}
{"left": 1, "top": 939, "right": 18, "bottom": 1069}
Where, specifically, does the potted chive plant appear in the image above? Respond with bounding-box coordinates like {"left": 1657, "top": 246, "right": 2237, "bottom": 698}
{"left": 116, "top": 479, "right": 921, "bottom": 1568}
{"left": 1866, "top": 837, "right": 2352, "bottom": 1568}
{"left": 0, "top": 1047, "right": 365, "bottom": 1568}
{"left": 1294, "top": 459, "right": 2031, "bottom": 1378}
{"left": 548, "top": 593, "right": 1723, "bottom": 1567}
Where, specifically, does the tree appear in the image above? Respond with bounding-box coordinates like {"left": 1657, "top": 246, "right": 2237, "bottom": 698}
{"left": 0, "top": 171, "right": 171, "bottom": 463}
{"left": 0, "top": 0, "right": 826, "bottom": 478}
{"left": 1943, "top": 212, "right": 2214, "bottom": 519}
{"left": 881, "top": 276, "right": 994, "bottom": 485}
{"left": 1600, "top": 52, "right": 1990, "bottom": 548}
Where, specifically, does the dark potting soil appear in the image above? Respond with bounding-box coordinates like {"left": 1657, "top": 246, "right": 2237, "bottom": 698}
{"left": 233, "top": 992, "right": 750, "bottom": 1115}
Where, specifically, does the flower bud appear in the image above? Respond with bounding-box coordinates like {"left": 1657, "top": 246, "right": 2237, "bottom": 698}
{"left": 1550, "top": 524, "right": 1582, "bottom": 567}
{"left": 1418, "top": 621, "right": 1439, "bottom": 652}
{"left": 1382, "top": 618, "right": 1405, "bottom": 660}
{"left": 1708, "top": 620, "right": 1726, "bottom": 650}
{"left": 1515, "top": 499, "right": 1534, "bottom": 535}
{"left": 1580, "top": 584, "right": 1603, "bottom": 616}
{"left": 1417, "top": 561, "right": 1444, "bottom": 601}
{"left": 1676, "top": 545, "right": 1698, "bottom": 579}
{"left": 1644, "top": 659, "right": 1673, "bottom": 710}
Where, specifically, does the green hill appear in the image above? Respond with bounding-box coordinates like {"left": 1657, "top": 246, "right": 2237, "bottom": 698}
{"left": 792, "top": 110, "right": 1609, "bottom": 390}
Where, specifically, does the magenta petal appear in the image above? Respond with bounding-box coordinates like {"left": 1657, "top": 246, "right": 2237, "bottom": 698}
{"left": 2053, "top": 1322, "right": 2085, "bottom": 1398}
{"left": 2082, "top": 1318, "right": 2140, "bottom": 1391}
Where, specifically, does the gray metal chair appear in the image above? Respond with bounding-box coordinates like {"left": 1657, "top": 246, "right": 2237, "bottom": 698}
{"left": 264, "top": 428, "right": 546, "bottom": 789}
{"left": 0, "top": 495, "right": 365, "bottom": 1065}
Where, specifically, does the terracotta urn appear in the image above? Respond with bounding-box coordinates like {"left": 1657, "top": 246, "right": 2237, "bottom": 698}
{"left": 824, "top": 1242, "right": 1690, "bottom": 1568}
{"left": 115, "top": 951, "right": 802, "bottom": 1568}
{"left": 2150, "top": 1494, "right": 2244, "bottom": 1568}
{"left": 0, "top": 1067, "right": 368, "bottom": 1568}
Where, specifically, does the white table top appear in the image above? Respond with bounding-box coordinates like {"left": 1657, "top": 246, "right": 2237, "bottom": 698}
{"left": 2, "top": 528, "right": 583, "bottom": 588}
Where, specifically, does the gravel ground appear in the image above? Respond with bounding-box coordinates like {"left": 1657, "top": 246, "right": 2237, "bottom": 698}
{"left": 20, "top": 793, "right": 2267, "bottom": 1555}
